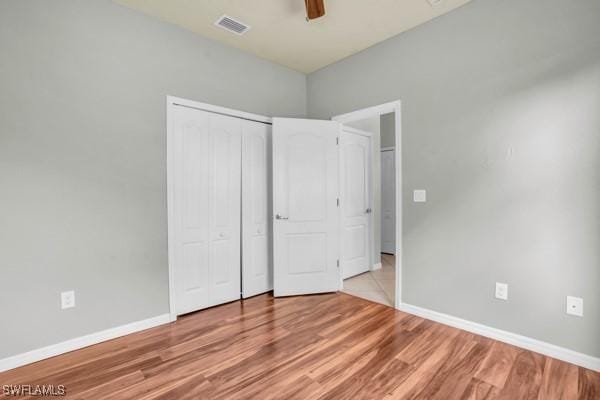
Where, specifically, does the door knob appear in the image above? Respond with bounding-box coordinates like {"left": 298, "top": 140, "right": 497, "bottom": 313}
{"left": 275, "top": 214, "right": 289, "bottom": 220}
{"left": 365, "top": 208, "right": 372, "bottom": 214}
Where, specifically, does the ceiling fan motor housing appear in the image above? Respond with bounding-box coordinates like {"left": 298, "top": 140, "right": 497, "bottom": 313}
{"left": 305, "top": 0, "right": 325, "bottom": 20}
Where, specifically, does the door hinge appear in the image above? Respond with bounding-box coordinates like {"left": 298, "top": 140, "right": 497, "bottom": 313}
{"left": 337, "top": 198, "right": 340, "bottom": 207}
{"left": 336, "top": 137, "right": 339, "bottom": 145}
{"left": 337, "top": 259, "right": 340, "bottom": 268}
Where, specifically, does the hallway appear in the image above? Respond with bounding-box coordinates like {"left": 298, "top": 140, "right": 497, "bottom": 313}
{"left": 342, "top": 254, "right": 395, "bottom": 307}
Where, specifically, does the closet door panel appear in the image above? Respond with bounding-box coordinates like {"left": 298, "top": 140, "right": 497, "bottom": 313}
{"left": 208, "top": 113, "right": 242, "bottom": 306}
{"left": 242, "top": 121, "right": 273, "bottom": 298}
{"left": 172, "top": 108, "right": 211, "bottom": 314}
{"left": 171, "top": 107, "right": 241, "bottom": 315}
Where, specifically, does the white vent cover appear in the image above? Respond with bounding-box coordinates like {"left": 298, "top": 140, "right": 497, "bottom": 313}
{"left": 214, "top": 15, "right": 251, "bottom": 35}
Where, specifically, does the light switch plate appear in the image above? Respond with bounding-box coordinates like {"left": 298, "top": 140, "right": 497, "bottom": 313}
{"left": 495, "top": 282, "right": 508, "bottom": 300}
{"left": 61, "top": 290, "right": 75, "bottom": 309}
{"left": 566, "top": 296, "right": 583, "bottom": 317}
{"left": 413, "top": 190, "right": 427, "bottom": 203}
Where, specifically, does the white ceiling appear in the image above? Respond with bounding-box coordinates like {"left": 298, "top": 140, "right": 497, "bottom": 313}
{"left": 114, "top": 0, "right": 472, "bottom": 73}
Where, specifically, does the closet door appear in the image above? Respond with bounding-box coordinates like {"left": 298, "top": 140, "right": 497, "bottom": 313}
{"left": 241, "top": 121, "right": 273, "bottom": 298}
{"left": 170, "top": 106, "right": 241, "bottom": 315}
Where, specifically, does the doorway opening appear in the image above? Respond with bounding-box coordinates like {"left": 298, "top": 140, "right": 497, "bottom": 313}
{"left": 333, "top": 102, "right": 401, "bottom": 309}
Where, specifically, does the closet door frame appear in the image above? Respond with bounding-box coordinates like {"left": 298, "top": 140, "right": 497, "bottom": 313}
{"left": 166, "top": 96, "right": 272, "bottom": 321}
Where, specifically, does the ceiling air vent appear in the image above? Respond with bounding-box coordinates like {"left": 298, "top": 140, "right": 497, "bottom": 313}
{"left": 214, "top": 15, "right": 251, "bottom": 36}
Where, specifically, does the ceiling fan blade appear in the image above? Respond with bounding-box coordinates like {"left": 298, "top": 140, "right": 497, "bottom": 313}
{"left": 305, "top": 0, "right": 325, "bottom": 20}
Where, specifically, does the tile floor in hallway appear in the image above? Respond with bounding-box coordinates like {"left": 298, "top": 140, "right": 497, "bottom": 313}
{"left": 342, "top": 253, "right": 395, "bottom": 307}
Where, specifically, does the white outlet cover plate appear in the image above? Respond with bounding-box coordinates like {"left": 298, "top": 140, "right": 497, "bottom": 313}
{"left": 61, "top": 290, "right": 75, "bottom": 309}
{"left": 495, "top": 282, "right": 508, "bottom": 300}
{"left": 413, "top": 190, "right": 427, "bottom": 203}
{"left": 566, "top": 296, "right": 583, "bottom": 317}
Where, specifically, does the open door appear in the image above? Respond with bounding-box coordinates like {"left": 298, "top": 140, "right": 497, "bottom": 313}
{"left": 340, "top": 127, "right": 372, "bottom": 279}
{"left": 272, "top": 118, "right": 340, "bottom": 296}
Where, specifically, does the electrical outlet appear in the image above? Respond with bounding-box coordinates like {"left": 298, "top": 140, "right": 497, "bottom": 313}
{"left": 61, "top": 290, "right": 75, "bottom": 309}
{"left": 566, "top": 296, "right": 583, "bottom": 317}
{"left": 495, "top": 282, "right": 508, "bottom": 300}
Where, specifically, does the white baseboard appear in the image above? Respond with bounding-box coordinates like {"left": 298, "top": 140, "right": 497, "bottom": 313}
{"left": 0, "top": 314, "right": 172, "bottom": 373}
{"left": 3, "top": 306, "right": 597, "bottom": 374}
{"left": 399, "top": 303, "right": 600, "bottom": 372}
{"left": 371, "top": 262, "right": 382, "bottom": 271}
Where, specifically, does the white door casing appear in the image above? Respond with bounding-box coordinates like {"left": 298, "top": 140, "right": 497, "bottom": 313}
{"left": 381, "top": 149, "right": 396, "bottom": 255}
{"left": 242, "top": 121, "right": 273, "bottom": 298}
{"left": 170, "top": 106, "right": 242, "bottom": 315}
{"left": 332, "top": 100, "right": 402, "bottom": 309}
{"left": 340, "top": 127, "right": 372, "bottom": 279}
{"left": 272, "top": 118, "right": 340, "bottom": 296}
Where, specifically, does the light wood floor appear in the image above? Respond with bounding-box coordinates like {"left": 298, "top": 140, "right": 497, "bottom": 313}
{"left": 343, "top": 253, "right": 396, "bottom": 306}
{"left": 1, "top": 293, "right": 598, "bottom": 399}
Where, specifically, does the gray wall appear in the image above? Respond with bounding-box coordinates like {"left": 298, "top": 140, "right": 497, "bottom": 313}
{"left": 380, "top": 113, "right": 395, "bottom": 149}
{"left": 308, "top": 0, "right": 600, "bottom": 357}
{"left": 0, "top": 0, "right": 305, "bottom": 358}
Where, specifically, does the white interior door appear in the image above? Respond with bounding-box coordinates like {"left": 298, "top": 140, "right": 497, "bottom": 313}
{"left": 272, "top": 118, "right": 340, "bottom": 296}
{"left": 340, "top": 127, "right": 372, "bottom": 279}
{"left": 381, "top": 149, "right": 396, "bottom": 255}
{"left": 241, "top": 121, "right": 273, "bottom": 298}
{"left": 170, "top": 106, "right": 241, "bottom": 315}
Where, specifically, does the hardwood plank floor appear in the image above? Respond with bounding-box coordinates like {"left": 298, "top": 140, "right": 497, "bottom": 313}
{"left": 1, "top": 293, "right": 598, "bottom": 399}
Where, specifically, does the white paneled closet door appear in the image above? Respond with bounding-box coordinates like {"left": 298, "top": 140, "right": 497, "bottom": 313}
{"left": 241, "top": 121, "right": 273, "bottom": 298}
{"left": 170, "top": 106, "right": 242, "bottom": 316}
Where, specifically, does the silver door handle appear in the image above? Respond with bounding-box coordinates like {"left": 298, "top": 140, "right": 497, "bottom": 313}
{"left": 275, "top": 214, "right": 289, "bottom": 220}
{"left": 366, "top": 208, "right": 372, "bottom": 214}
